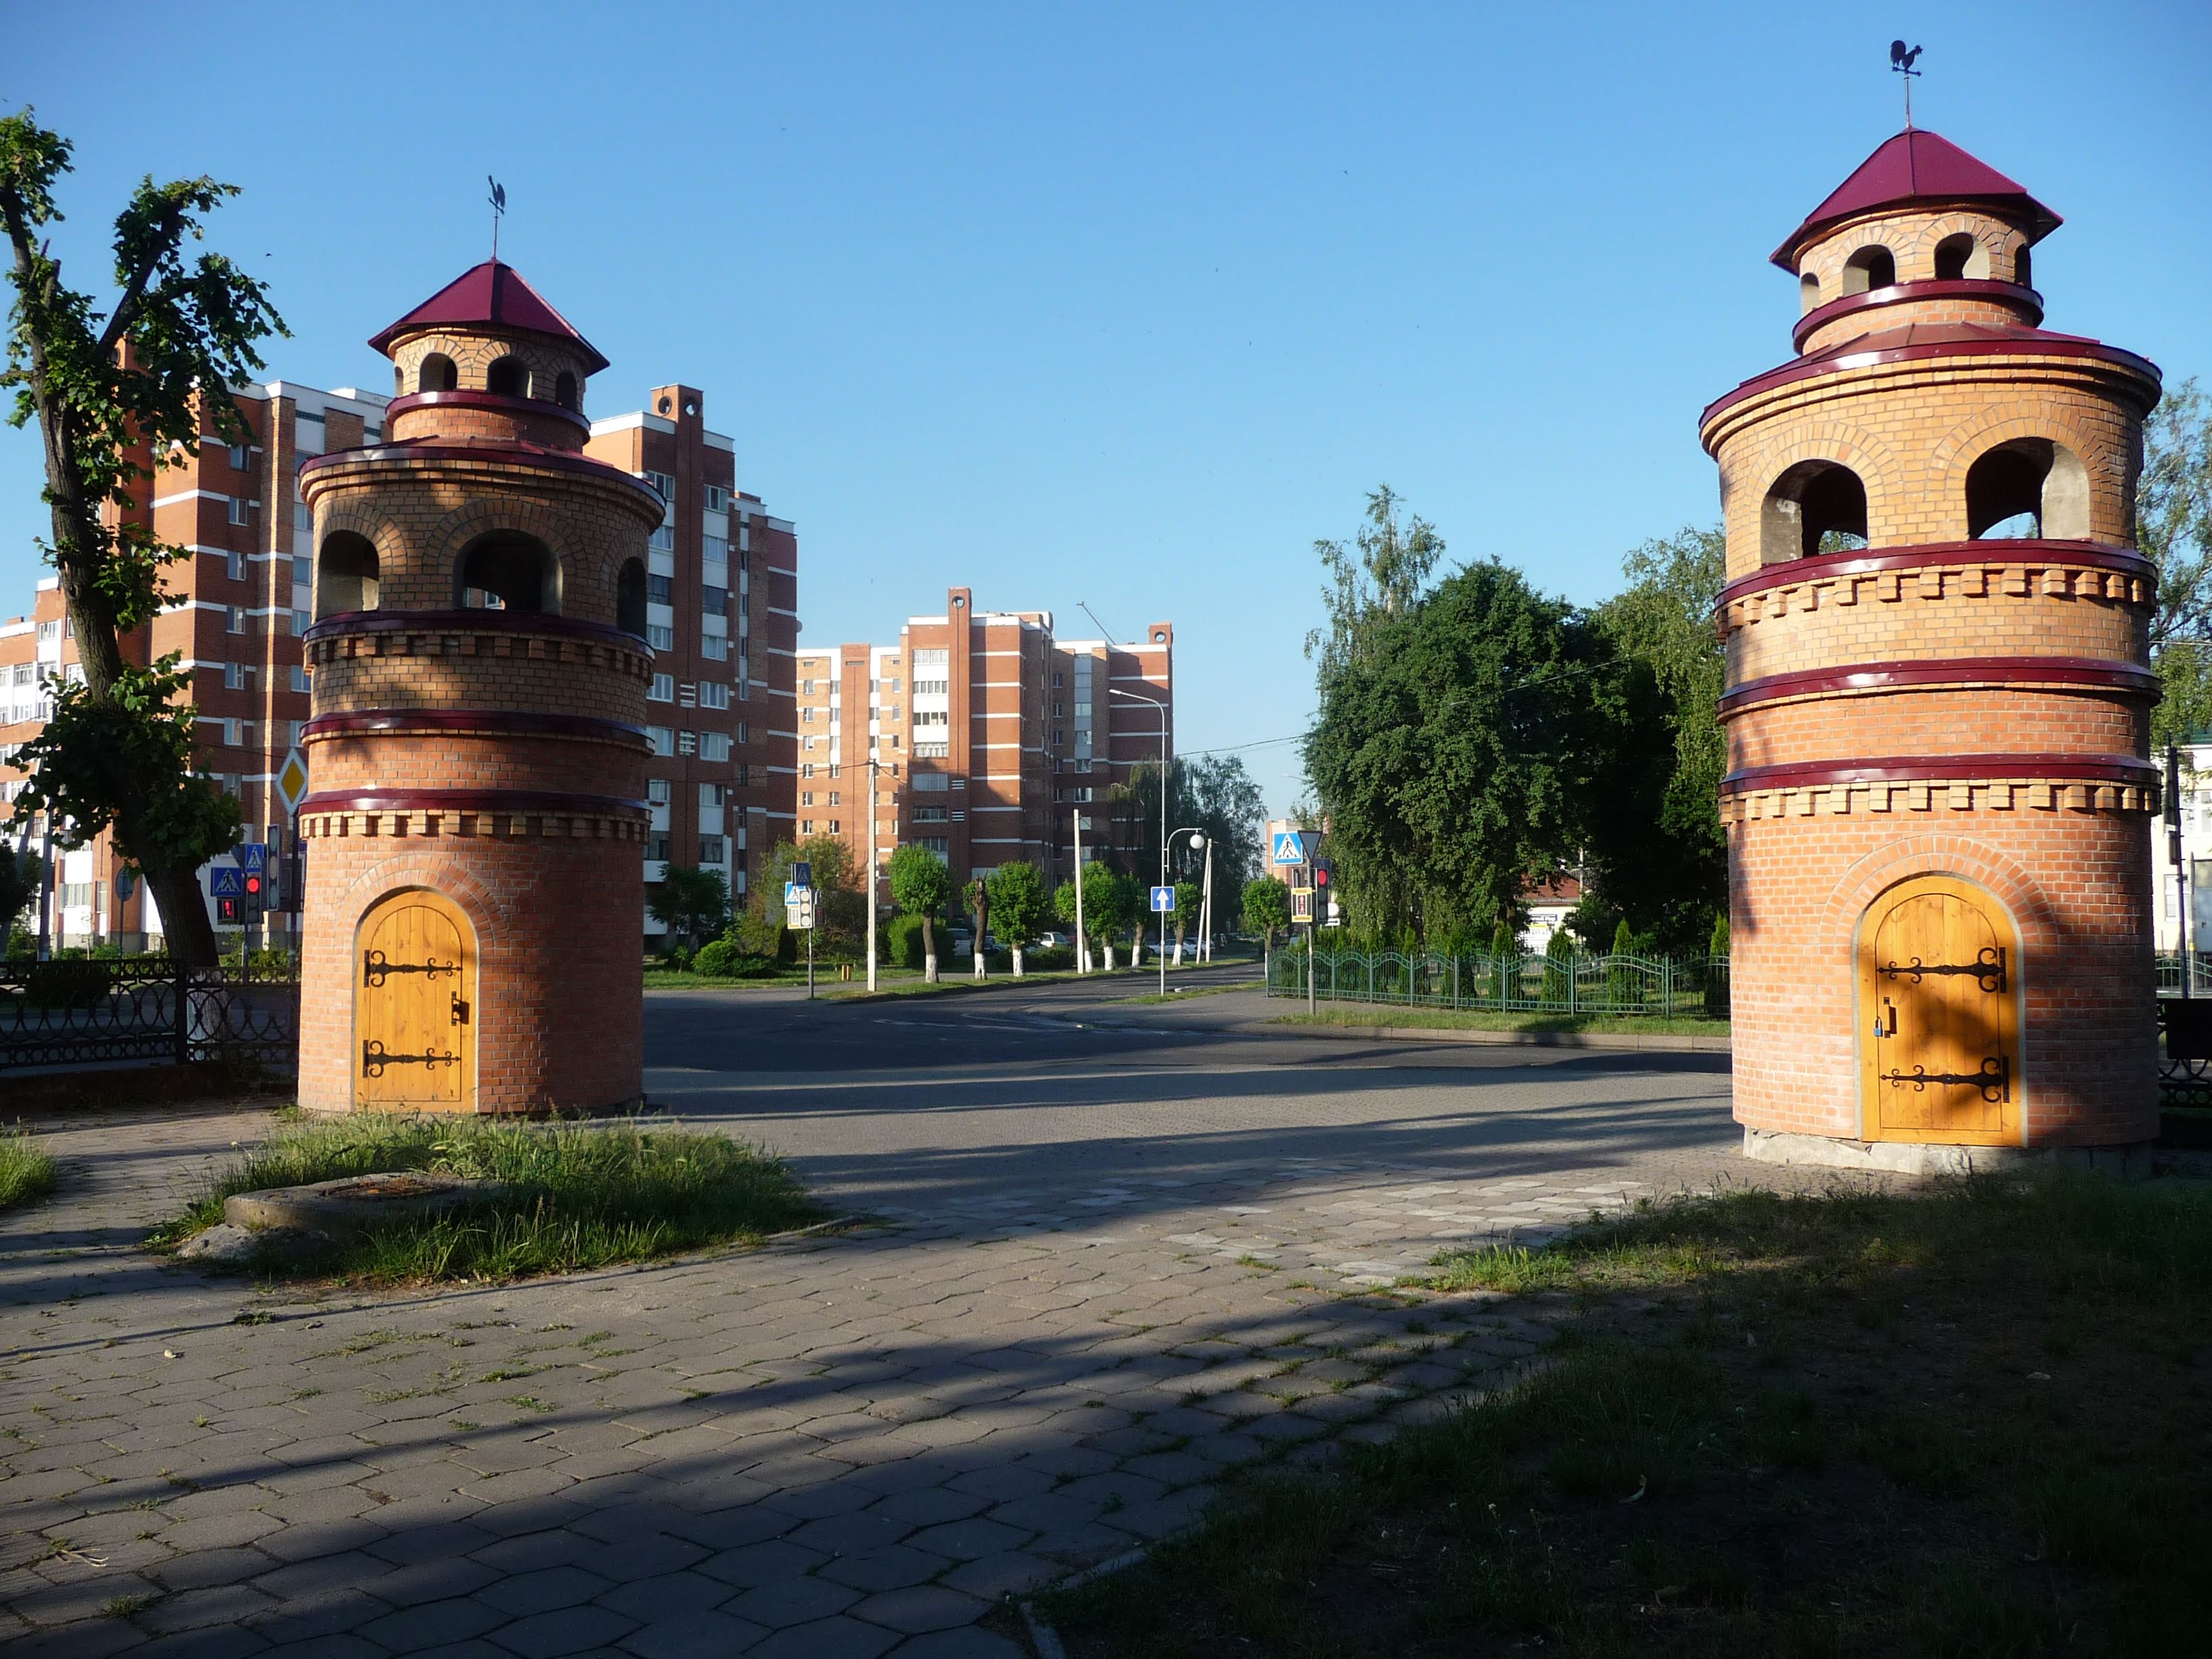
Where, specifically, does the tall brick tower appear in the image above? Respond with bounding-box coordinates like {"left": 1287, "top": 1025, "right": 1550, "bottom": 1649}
{"left": 1704, "top": 130, "right": 2164, "bottom": 1167}
{"left": 295, "top": 263, "right": 663, "bottom": 1113}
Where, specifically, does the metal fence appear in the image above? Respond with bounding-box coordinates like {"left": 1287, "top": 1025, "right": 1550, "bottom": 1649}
{"left": 1267, "top": 947, "right": 1729, "bottom": 1019}
{"left": 0, "top": 957, "right": 299, "bottom": 1071}
{"left": 2156, "top": 953, "right": 2212, "bottom": 996}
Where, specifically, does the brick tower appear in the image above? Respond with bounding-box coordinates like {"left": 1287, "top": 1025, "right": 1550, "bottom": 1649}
{"left": 1704, "top": 130, "right": 2164, "bottom": 1166}
{"left": 295, "top": 263, "right": 663, "bottom": 1113}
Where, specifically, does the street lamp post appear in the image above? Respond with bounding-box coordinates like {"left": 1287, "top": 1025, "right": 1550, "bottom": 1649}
{"left": 1110, "top": 687, "right": 1169, "bottom": 996}
{"left": 1167, "top": 826, "right": 1207, "bottom": 986}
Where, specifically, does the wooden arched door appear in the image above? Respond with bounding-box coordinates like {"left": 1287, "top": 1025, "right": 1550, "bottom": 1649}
{"left": 354, "top": 890, "right": 476, "bottom": 1112}
{"left": 1858, "top": 876, "right": 2019, "bottom": 1145}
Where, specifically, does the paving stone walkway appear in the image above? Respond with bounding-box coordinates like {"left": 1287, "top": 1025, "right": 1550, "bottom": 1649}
{"left": 0, "top": 1094, "right": 1823, "bottom": 1657}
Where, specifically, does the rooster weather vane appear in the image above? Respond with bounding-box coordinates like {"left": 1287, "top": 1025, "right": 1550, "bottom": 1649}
{"left": 1889, "top": 40, "right": 1923, "bottom": 128}
{"left": 488, "top": 176, "right": 506, "bottom": 262}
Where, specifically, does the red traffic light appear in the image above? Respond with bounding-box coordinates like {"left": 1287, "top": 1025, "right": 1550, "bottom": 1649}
{"left": 245, "top": 874, "right": 262, "bottom": 895}
{"left": 217, "top": 896, "right": 241, "bottom": 924}
{"left": 1313, "top": 862, "right": 1332, "bottom": 888}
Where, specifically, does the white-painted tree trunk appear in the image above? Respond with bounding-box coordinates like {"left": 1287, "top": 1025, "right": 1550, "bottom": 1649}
{"left": 1103, "top": 942, "right": 1117, "bottom": 970}
{"left": 1012, "top": 945, "right": 1025, "bottom": 977}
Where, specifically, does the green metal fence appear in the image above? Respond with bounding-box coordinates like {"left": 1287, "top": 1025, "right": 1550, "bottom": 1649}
{"left": 2158, "top": 953, "right": 2212, "bottom": 996}
{"left": 1267, "top": 947, "right": 1729, "bottom": 1019}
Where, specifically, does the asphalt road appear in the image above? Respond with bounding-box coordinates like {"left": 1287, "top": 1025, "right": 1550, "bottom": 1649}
{"left": 642, "top": 966, "right": 1742, "bottom": 1223}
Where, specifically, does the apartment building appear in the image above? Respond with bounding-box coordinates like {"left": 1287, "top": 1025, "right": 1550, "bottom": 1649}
{"left": 583, "top": 387, "right": 798, "bottom": 928}
{"left": 792, "top": 590, "right": 1172, "bottom": 897}
{"left": 1, "top": 377, "right": 390, "bottom": 948}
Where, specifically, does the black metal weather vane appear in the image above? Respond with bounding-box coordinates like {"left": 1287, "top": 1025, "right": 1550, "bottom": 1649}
{"left": 489, "top": 176, "right": 506, "bottom": 261}
{"left": 1890, "top": 40, "right": 1923, "bottom": 128}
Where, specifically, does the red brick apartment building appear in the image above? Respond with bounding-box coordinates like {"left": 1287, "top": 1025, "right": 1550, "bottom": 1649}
{"left": 583, "top": 388, "right": 797, "bottom": 928}
{"left": 793, "top": 590, "right": 1172, "bottom": 900}
{"left": 2, "top": 370, "right": 796, "bottom": 949}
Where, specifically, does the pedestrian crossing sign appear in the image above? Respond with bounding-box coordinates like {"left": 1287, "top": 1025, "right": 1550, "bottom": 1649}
{"left": 1271, "top": 830, "right": 1306, "bottom": 865}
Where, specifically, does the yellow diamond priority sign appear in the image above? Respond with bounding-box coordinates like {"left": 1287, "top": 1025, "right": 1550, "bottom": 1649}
{"left": 274, "top": 749, "right": 310, "bottom": 817}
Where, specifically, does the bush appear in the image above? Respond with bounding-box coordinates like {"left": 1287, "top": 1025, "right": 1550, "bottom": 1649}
{"left": 886, "top": 913, "right": 930, "bottom": 970}
{"left": 661, "top": 943, "right": 694, "bottom": 971}
{"left": 691, "top": 939, "right": 744, "bottom": 977}
{"left": 1027, "top": 945, "right": 1075, "bottom": 972}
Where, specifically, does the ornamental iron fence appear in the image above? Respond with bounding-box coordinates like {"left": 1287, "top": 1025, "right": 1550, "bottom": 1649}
{"left": 1267, "top": 947, "right": 1729, "bottom": 1020}
{"left": 0, "top": 957, "right": 299, "bottom": 1071}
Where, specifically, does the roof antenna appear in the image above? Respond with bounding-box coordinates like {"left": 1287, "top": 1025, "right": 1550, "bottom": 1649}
{"left": 488, "top": 176, "right": 507, "bottom": 262}
{"left": 1889, "top": 40, "right": 1923, "bottom": 129}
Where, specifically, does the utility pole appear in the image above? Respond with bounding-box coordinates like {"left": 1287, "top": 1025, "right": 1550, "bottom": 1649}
{"left": 2171, "top": 743, "right": 2192, "bottom": 996}
{"left": 1072, "top": 805, "right": 1087, "bottom": 972}
{"left": 865, "top": 754, "right": 878, "bottom": 993}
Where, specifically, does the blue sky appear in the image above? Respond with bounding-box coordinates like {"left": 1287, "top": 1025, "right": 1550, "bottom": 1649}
{"left": 4, "top": 1, "right": 2207, "bottom": 813}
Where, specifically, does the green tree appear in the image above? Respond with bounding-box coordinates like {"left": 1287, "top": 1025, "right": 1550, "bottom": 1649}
{"left": 1171, "top": 880, "right": 1202, "bottom": 960}
{"left": 1304, "top": 550, "right": 1598, "bottom": 939}
{"left": 1305, "top": 484, "right": 1447, "bottom": 683}
{"left": 987, "top": 860, "right": 1048, "bottom": 976}
{"left": 1586, "top": 525, "right": 1729, "bottom": 953}
{"left": 1, "top": 112, "right": 284, "bottom": 964}
{"left": 1078, "top": 861, "right": 1130, "bottom": 968}
{"left": 1111, "top": 753, "right": 1267, "bottom": 904}
{"left": 0, "top": 843, "right": 39, "bottom": 943}
{"left": 1242, "top": 875, "right": 1290, "bottom": 951}
{"left": 888, "top": 843, "right": 951, "bottom": 981}
{"left": 649, "top": 866, "right": 728, "bottom": 952}
{"left": 2143, "top": 380, "right": 2212, "bottom": 749}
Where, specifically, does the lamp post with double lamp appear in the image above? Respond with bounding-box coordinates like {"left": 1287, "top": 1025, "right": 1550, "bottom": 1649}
{"left": 1168, "top": 827, "right": 1207, "bottom": 983}
{"left": 1108, "top": 687, "right": 1169, "bottom": 993}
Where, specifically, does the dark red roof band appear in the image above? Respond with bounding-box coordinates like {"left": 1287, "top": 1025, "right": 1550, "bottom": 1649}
{"left": 301, "top": 609, "right": 650, "bottom": 652}
{"left": 1720, "top": 657, "right": 2158, "bottom": 718}
{"left": 1702, "top": 325, "right": 2160, "bottom": 433}
{"left": 367, "top": 261, "right": 610, "bottom": 373}
{"left": 303, "top": 710, "right": 648, "bottom": 745}
{"left": 1721, "top": 753, "right": 2155, "bottom": 795}
{"left": 384, "top": 390, "right": 591, "bottom": 434}
{"left": 1715, "top": 539, "right": 2152, "bottom": 610}
{"left": 1792, "top": 279, "right": 2043, "bottom": 352}
{"left": 297, "top": 789, "right": 649, "bottom": 818}
{"left": 1771, "top": 128, "right": 2062, "bottom": 269}
{"left": 299, "top": 442, "right": 664, "bottom": 514}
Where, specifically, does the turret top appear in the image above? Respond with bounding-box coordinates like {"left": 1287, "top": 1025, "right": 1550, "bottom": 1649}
{"left": 1771, "top": 128, "right": 2062, "bottom": 270}
{"left": 369, "top": 260, "right": 609, "bottom": 375}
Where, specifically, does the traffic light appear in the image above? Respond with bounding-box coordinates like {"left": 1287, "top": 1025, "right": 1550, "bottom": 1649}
{"left": 244, "top": 872, "right": 264, "bottom": 916}
{"left": 217, "top": 895, "right": 241, "bottom": 925}
{"left": 1312, "top": 860, "right": 1332, "bottom": 893}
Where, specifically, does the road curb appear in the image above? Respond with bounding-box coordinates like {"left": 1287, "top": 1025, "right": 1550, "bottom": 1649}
{"left": 1270, "top": 1018, "right": 1732, "bottom": 1054}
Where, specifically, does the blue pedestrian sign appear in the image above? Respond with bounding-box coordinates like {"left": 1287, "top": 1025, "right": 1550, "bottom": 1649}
{"left": 1271, "top": 830, "right": 1306, "bottom": 866}
{"left": 784, "top": 880, "right": 813, "bottom": 905}
{"left": 211, "top": 867, "right": 244, "bottom": 898}
{"left": 239, "top": 842, "right": 267, "bottom": 874}
{"left": 791, "top": 860, "right": 812, "bottom": 888}
{"left": 1150, "top": 885, "right": 1176, "bottom": 914}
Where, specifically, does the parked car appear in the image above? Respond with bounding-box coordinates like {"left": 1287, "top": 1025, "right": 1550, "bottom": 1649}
{"left": 1035, "top": 930, "right": 1070, "bottom": 950}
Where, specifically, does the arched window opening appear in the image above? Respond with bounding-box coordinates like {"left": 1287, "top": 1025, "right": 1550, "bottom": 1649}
{"left": 616, "top": 558, "right": 648, "bottom": 637}
{"left": 457, "top": 531, "right": 557, "bottom": 614}
{"left": 1933, "top": 232, "right": 1988, "bottom": 282}
{"left": 485, "top": 356, "right": 527, "bottom": 398}
{"left": 392, "top": 365, "right": 405, "bottom": 396}
{"left": 418, "top": 352, "right": 458, "bottom": 394}
{"left": 1841, "top": 245, "right": 1897, "bottom": 295}
{"left": 316, "top": 531, "right": 380, "bottom": 619}
{"left": 1799, "top": 271, "right": 1820, "bottom": 314}
{"left": 554, "top": 371, "right": 579, "bottom": 411}
{"left": 1761, "top": 460, "right": 1870, "bottom": 563}
{"left": 1967, "top": 439, "right": 2091, "bottom": 540}
{"left": 2013, "top": 245, "right": 2032, "bottom": 291}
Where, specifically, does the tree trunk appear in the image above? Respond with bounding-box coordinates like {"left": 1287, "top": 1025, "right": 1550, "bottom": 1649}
{"left": 1012, "top": 945, "right": 1025, "bottom": 977}
{"left": 921, "top": 913, "right": 938, "bottom": 983}
{"left": 1103, "top": 940, "right": 1116, "bottom": 970}
{"left": 146, "top": 863, "right": 218, "bottom": 964}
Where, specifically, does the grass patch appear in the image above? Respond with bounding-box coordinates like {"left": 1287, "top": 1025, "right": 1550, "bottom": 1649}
{"left": 0, "top": 1127, "right": 58, "bottom": 1211}
{"left": 149, "top": 1115, "right": 823, "bottom": 1285}
{"left": 1274, "top": 1006, "right": 1729, "bottom": 1038}
{"left": 1046, "top": 1172, "right": 2212, "bottom": 1656}
{"left": 1114, "top": 979, "right": 1264, "bottom": 1006}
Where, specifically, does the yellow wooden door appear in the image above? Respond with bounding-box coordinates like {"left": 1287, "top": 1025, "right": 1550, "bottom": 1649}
{"left": 354, "top": 891, "right": 476, "bottom": 1112}
{"left": 1859, "top": 876, "right": 2018, "bottom": 1145}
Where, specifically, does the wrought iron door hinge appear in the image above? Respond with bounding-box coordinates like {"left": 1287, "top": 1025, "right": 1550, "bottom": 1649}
{"left": 362, "top": 1040, "right": 459, "bottom": 1078}
{"left": 1878, "top": 946, "right": 2006, "bottom": 994}
{"left": 1881, "top": 1054, "right": 2009, "bottom": 1103}
{"left": 363, "top": 949, "right": 457, "bottom": 988}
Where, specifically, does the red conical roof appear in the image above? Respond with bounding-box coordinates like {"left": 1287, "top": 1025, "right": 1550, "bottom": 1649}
{"left": 368, "top": 260, "right": 609, "bottom": 373}
{"left": 1770, "top": 128, "right": 2062, "bottom": 269}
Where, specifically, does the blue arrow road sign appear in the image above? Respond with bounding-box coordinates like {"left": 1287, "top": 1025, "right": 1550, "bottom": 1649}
{"left": 1150, "top": 885, "right": 1175, "bottom": 913}
{"left": 239, "top": 842, "right": 267, "bottom": 873}
{"left": 211, "top": 867, "right": 244, "bottom": 897}
{"left": 1271, "top": 830, "right": 1305, "bottom": 865}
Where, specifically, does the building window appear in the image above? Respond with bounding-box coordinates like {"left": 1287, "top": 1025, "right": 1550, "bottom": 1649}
{"left": 917, "top": 836, "right": 949, "bottom": 855}
{"left": 649, "top": 525, "right": 674, "bottom": 553}
{"left": 1053, "top": 672, "right": 1063, "bottom": 687}
{"left": 485, "top": 355, "right": 527, "bottom": 397}
{"left": 647, "top": 726, "right": 674, "bottom": 756}
{"left": 648, "top": 778, "right": 671, "bottom": 805}
{"left": 700, "top": 681, "right": 730, "bottom": 710}
{"left": 227, "top": 497, "right": 249, "bottom": 526}
{"left": 915, "top": 742, "right": 947, "bottom": 758}
{"left": 554, "top": 370, "right": 579, "bottom": 411}
{"left": 678, "top": 731, "right": 699, "bottom": 757}
{"left": 703, "top": 584, "right": 727, "bottom": 615}
{"left": 801, "top": 791, "right": 815, "bottom": 808}
{"left": 646, "top": 471, "right": 676, "bottom": 504}
{"left": 648, "top": 836, "right": 671, "bottom": 861}
{"left": 800, "top": 819, "right": 815, "bottom": 834}
{"left": 419, "top": 352, "right": 459, "bottom": 392}
{"left": 226, "top": 607, "right": 246, "bottom": 634}
{"left": 914, "top": 804, "right": 947, "bottom": 823}
{"left": 738, "top": 722, "right": 749, "bottom": 744}
{"left": 228, "top": 549, "right": 245, "bottom": 581}
{"left": 800, "top": 762, "right": 814, "bottom": 779}
{"left": 649, "top": 574, "right": 674, "bottom": 606}
{"left": 647, "top": 624, "right": 674, "bottom": 651}
{"left": 224, "top": 662, "right": 245, "bottom": 691}
{"left": 292, "top": 554, "right": 311, "bottom": 589}
{"left": 291, "top": 665, "right": 308, "bottom": 693}
{"left": 701, "top": 733, "right": 730, "bottom": 762}
{"left": 292, "top": 609, "right": 310, "bottom": 636}
{"left": 649, "top": 674, "right": 674, "bottom": 702}
{"left": 701, "top": 783, "right": 724, "bottom": 807}
{"left": 828, "top": 791, "right": 840, "bottom": 806}
{"left": 617, "top": 559, "right": 648, "bottom": 636}
{"left": 700, "top": 634, "right": 727, "bottom": 660}
{"left": 699, "top": 835, "right": 726, "bottom": 864}
{"left": 802, "top": 708, "right": 815, "bottom": 724}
